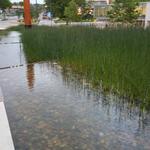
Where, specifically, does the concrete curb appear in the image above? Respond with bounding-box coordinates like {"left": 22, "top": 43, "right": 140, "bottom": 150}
{"left": 0, "top": 87, "right": 15, "bottom": 150}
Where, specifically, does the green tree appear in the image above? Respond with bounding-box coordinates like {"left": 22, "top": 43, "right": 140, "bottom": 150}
{"left": 107, "top": 0, "right": 140, "bottom": 23}
{"left": 0, "top": 0, "right": 11, "bottom": 9}
{"left": 30, "top": 4, "right": 43, "bottom": 20}
{"left": 64, "top": 0, "right": 78, "bottom": 23}
{"left": 45, "top": 0, "right": 85, "bottom": 18}
{"left": 45, "top": 0, "right": 70, "bottom": 18}
{"left": 0, "top": 0, "right": 11, "bottom": 20}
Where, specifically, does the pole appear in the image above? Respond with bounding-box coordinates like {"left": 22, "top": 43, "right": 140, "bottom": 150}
{"left": 24, "top": 0, "right": 32, "bottom": 28}
{"left": 36, "top": 0, "right": 38, "bottom": 20}
{"left": 145, "top": 2, "right": 150, "bottom": 28}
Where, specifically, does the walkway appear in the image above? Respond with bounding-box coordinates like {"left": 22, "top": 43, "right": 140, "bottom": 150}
{"left": 0, "top": 16, "right": 19, "bottom": 30}
{"left": 0, "top": 87, "right": 14, "bottom": 150}
{"left": 0, "top": 31, "right": 25, "bottom": 69}
{"left": 0, "top": 31, "right": 25, "bottom": 150}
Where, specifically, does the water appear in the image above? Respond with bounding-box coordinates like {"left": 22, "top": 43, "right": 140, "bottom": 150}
{"left": 0, "top": 32, "right": 150, "bottom": 150}
{"left": 0, "top": 31, "right": 25, "bottom": 68}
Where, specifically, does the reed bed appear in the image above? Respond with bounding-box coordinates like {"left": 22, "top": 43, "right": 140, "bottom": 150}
{"left": 17, "top": 26, "right": 150, "bottom": 107}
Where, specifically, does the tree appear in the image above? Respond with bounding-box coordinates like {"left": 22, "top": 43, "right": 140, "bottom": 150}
{"left": 30, "top": 4, "right": 43, "bottom": 20}
{"left": 45, "top": 0, "right": 69, "bottom": 18}
{"left": 107, "top": 0, "right": 140, "bottom": 23}
{"left": 0, "top": 0, "right": 11, "bottom": 20}
{"left": 45, "top": 0, "right": 85, "bottom": 18}
{"left": 64, "top": 0, "right": 78, "bottom": 23}
{"left": 0, "top": 0, "right": 11, "bottom": 9}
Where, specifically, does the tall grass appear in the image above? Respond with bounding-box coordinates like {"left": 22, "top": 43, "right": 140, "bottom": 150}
{"left": 18, "top": 26, "right": 150, "bottom": 107}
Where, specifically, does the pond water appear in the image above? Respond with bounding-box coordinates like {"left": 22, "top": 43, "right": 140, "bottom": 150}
{"left": 0, "top": 32, "right": 150, "bottom": 150}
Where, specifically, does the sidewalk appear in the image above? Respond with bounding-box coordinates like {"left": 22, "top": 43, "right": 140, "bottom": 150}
{"left": 0, "top": 16, "right": 19, "bottom": 30}
{"left": 38, "top": 19, "right": 107, "bottom": 28}
{"left": 0, "top": 87, "right": 15, "bottom": 150}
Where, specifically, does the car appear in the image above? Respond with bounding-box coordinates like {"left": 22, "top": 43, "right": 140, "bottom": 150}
{"left": 42, "top": 12, "right": 48, "bottom": 19}
{"left": 42, "top": 12, "right": 52, "bottom": 20}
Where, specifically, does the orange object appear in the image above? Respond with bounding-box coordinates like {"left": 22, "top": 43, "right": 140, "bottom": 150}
{"left": 24, "top": 0, "right": 32, "bottom": 27}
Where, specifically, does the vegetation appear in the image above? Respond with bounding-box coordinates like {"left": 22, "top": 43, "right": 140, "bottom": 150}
{"left": 107, "top": 0, "right": 140, "bottom": 23}
{"left": 45, "top": 0, "right": 85, "bottom": 18}
{"left": 0, "top": 0, "right": 11, "bottom": 9}
{"left": 13, "top": 26, "right": 150, "bottom": 109}
{"left": 0, "top": 0, "right": 11, "bottom": 20}
{"left": 64, "top": 0, "right": 79, "bottom": 23}
{"left": 30, "top": 4, "right": 44, "bottom": 20}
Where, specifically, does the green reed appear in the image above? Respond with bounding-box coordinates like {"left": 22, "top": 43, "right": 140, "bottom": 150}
{"left": 16, "top": 26, "right": 150, "bottom": 107}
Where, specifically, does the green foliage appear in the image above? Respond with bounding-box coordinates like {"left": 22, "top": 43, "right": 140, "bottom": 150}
{"left": 107, "top": 0, "right": 140, "bottom": 23}
{"left": 45, "top": 0, "right": 85, "bottom": 18}
{"left": 45, "top": 0, "right": 69, "bottom": 18}
{"left": 16, "top": 26, "right": 150, "bottom": 107}
{"left": 30, "top": 4, "right": 43, "bottom": 19}
{"left": 0, "top": 0, "right": 11, "bottom": 9}
{"left": 64, "top": 0, "right": 78, "bottom": 22}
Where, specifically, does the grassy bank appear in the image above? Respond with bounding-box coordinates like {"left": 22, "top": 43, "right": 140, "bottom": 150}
{"left": 15, "top": 26, "right": 150, "bottom": 107}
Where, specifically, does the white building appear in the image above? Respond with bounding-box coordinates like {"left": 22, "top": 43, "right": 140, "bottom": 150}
{"left": 86, "top": 0, "right": 112, "bottom": 5}
{"left": 87, "top": 0, "right": 111, "bottom": 20}
{"left": 89, "top": 0, "right": 150, "bottom": 27}
{"left": 139, "top": 2, "right": 150, "bottom": 28}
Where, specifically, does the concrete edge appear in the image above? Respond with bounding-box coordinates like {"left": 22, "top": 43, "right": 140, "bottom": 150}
{"left": 0, "top": 87, "right": 3, "bottom": 102}
{"left": 0, "top": 87, "right": 15, "bottom": 150}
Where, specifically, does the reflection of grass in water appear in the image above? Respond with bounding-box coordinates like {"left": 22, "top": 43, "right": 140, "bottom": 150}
{"left": 13, "top": 26, "right": 150, "bottom": 109}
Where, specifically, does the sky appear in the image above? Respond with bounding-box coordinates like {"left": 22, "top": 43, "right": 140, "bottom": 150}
{"left": 10, "top": 0, "right": 44, "bottom": 4}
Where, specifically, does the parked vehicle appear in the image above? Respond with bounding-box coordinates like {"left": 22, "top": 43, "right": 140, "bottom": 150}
{"left": 42, "top": 12, "right": 52, "bottom": 20}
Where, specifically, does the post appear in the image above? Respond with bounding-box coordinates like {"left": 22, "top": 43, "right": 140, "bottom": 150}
{"left": 144, "top": 2, "right": 150, "bottom": 29}
{"left": 24, "top": 0, "right": 32, "bottom": 28}
{"left": 35, "top": 0, "right": 38, "bottom": 19}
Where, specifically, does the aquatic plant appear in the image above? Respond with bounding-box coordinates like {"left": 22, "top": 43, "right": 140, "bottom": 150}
{"left": 17, "top": 26, "right": 150, "bottom": 107}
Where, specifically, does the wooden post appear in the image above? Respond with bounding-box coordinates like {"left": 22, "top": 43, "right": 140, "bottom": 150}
{"left": 24, "top": 0, "right": 32, "bottom": 28}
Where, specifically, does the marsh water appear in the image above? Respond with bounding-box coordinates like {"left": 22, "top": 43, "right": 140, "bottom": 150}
{"left": 0, "top": 32, "right": 150, "bottom": 150}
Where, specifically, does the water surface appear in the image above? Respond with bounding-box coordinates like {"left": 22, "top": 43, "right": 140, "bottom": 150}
{"left": 0, "top": 32, "right": 150, "bottom": 150}
{"left": 0, "top": 31, "right": 25, "bottom": 68}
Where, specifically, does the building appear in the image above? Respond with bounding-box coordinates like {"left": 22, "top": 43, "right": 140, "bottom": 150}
{"left": 89, "top": 0, "right": 150, "bottom": 27}
{"left": 10, "top": 5, "right": 24, "bottom": 16}
{"left": 86, "top": 0, "right": 112, "bottom": 20}
{"left": 86, "top": 0, "right": 112, "bottom": 5}
{"left": 138, "top": 2, "right": 150, "bottom": 28}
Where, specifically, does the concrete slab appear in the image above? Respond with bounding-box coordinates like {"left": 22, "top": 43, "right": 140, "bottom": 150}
{"left": 0, "top": 87, "right": 3, "bottom": 102}
{"left": 0, "top": 87, "right": 15, "bottom": 150}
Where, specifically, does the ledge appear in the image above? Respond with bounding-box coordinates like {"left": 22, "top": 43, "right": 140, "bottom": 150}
{"left": 0, "top": 87, "right": 15, "bottom": 150}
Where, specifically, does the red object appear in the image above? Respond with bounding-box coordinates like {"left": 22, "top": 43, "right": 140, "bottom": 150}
{"left": 24, "top": 0, "right": 32, "bottom": 27}
{"left": 109, "top": 0, "right": 112, "bottom": 4}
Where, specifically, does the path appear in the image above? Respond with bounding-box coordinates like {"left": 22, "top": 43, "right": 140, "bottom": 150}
{"left": 0, "top": 16, "right": 19, "bottom": 30}
{"left": 0, "top": 31, "right": 25, "bottom": 69}
{"left": 38, "top": 19, "right": 107, "bottom": 28}
{"left": 0, "top": 87, "right": 14, "bottom": 150}
{"left": 0, "top": 31, "right": 24, "bottom": 150}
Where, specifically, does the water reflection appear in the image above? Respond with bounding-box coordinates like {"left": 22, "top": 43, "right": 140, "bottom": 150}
{"left": 0, "top": 61, "right": 149, "bottom": 150}
{"left": 0, "top": 32, "right": 150, "bottom": 149}
{"left": 61, "top": 64, "right": 149, "bottom": 127}
{"left": 43, "top": 63, "right": 150, "bottom": 131}
{"left": 26, "top": 64, "right": 35, "bottom": 90}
